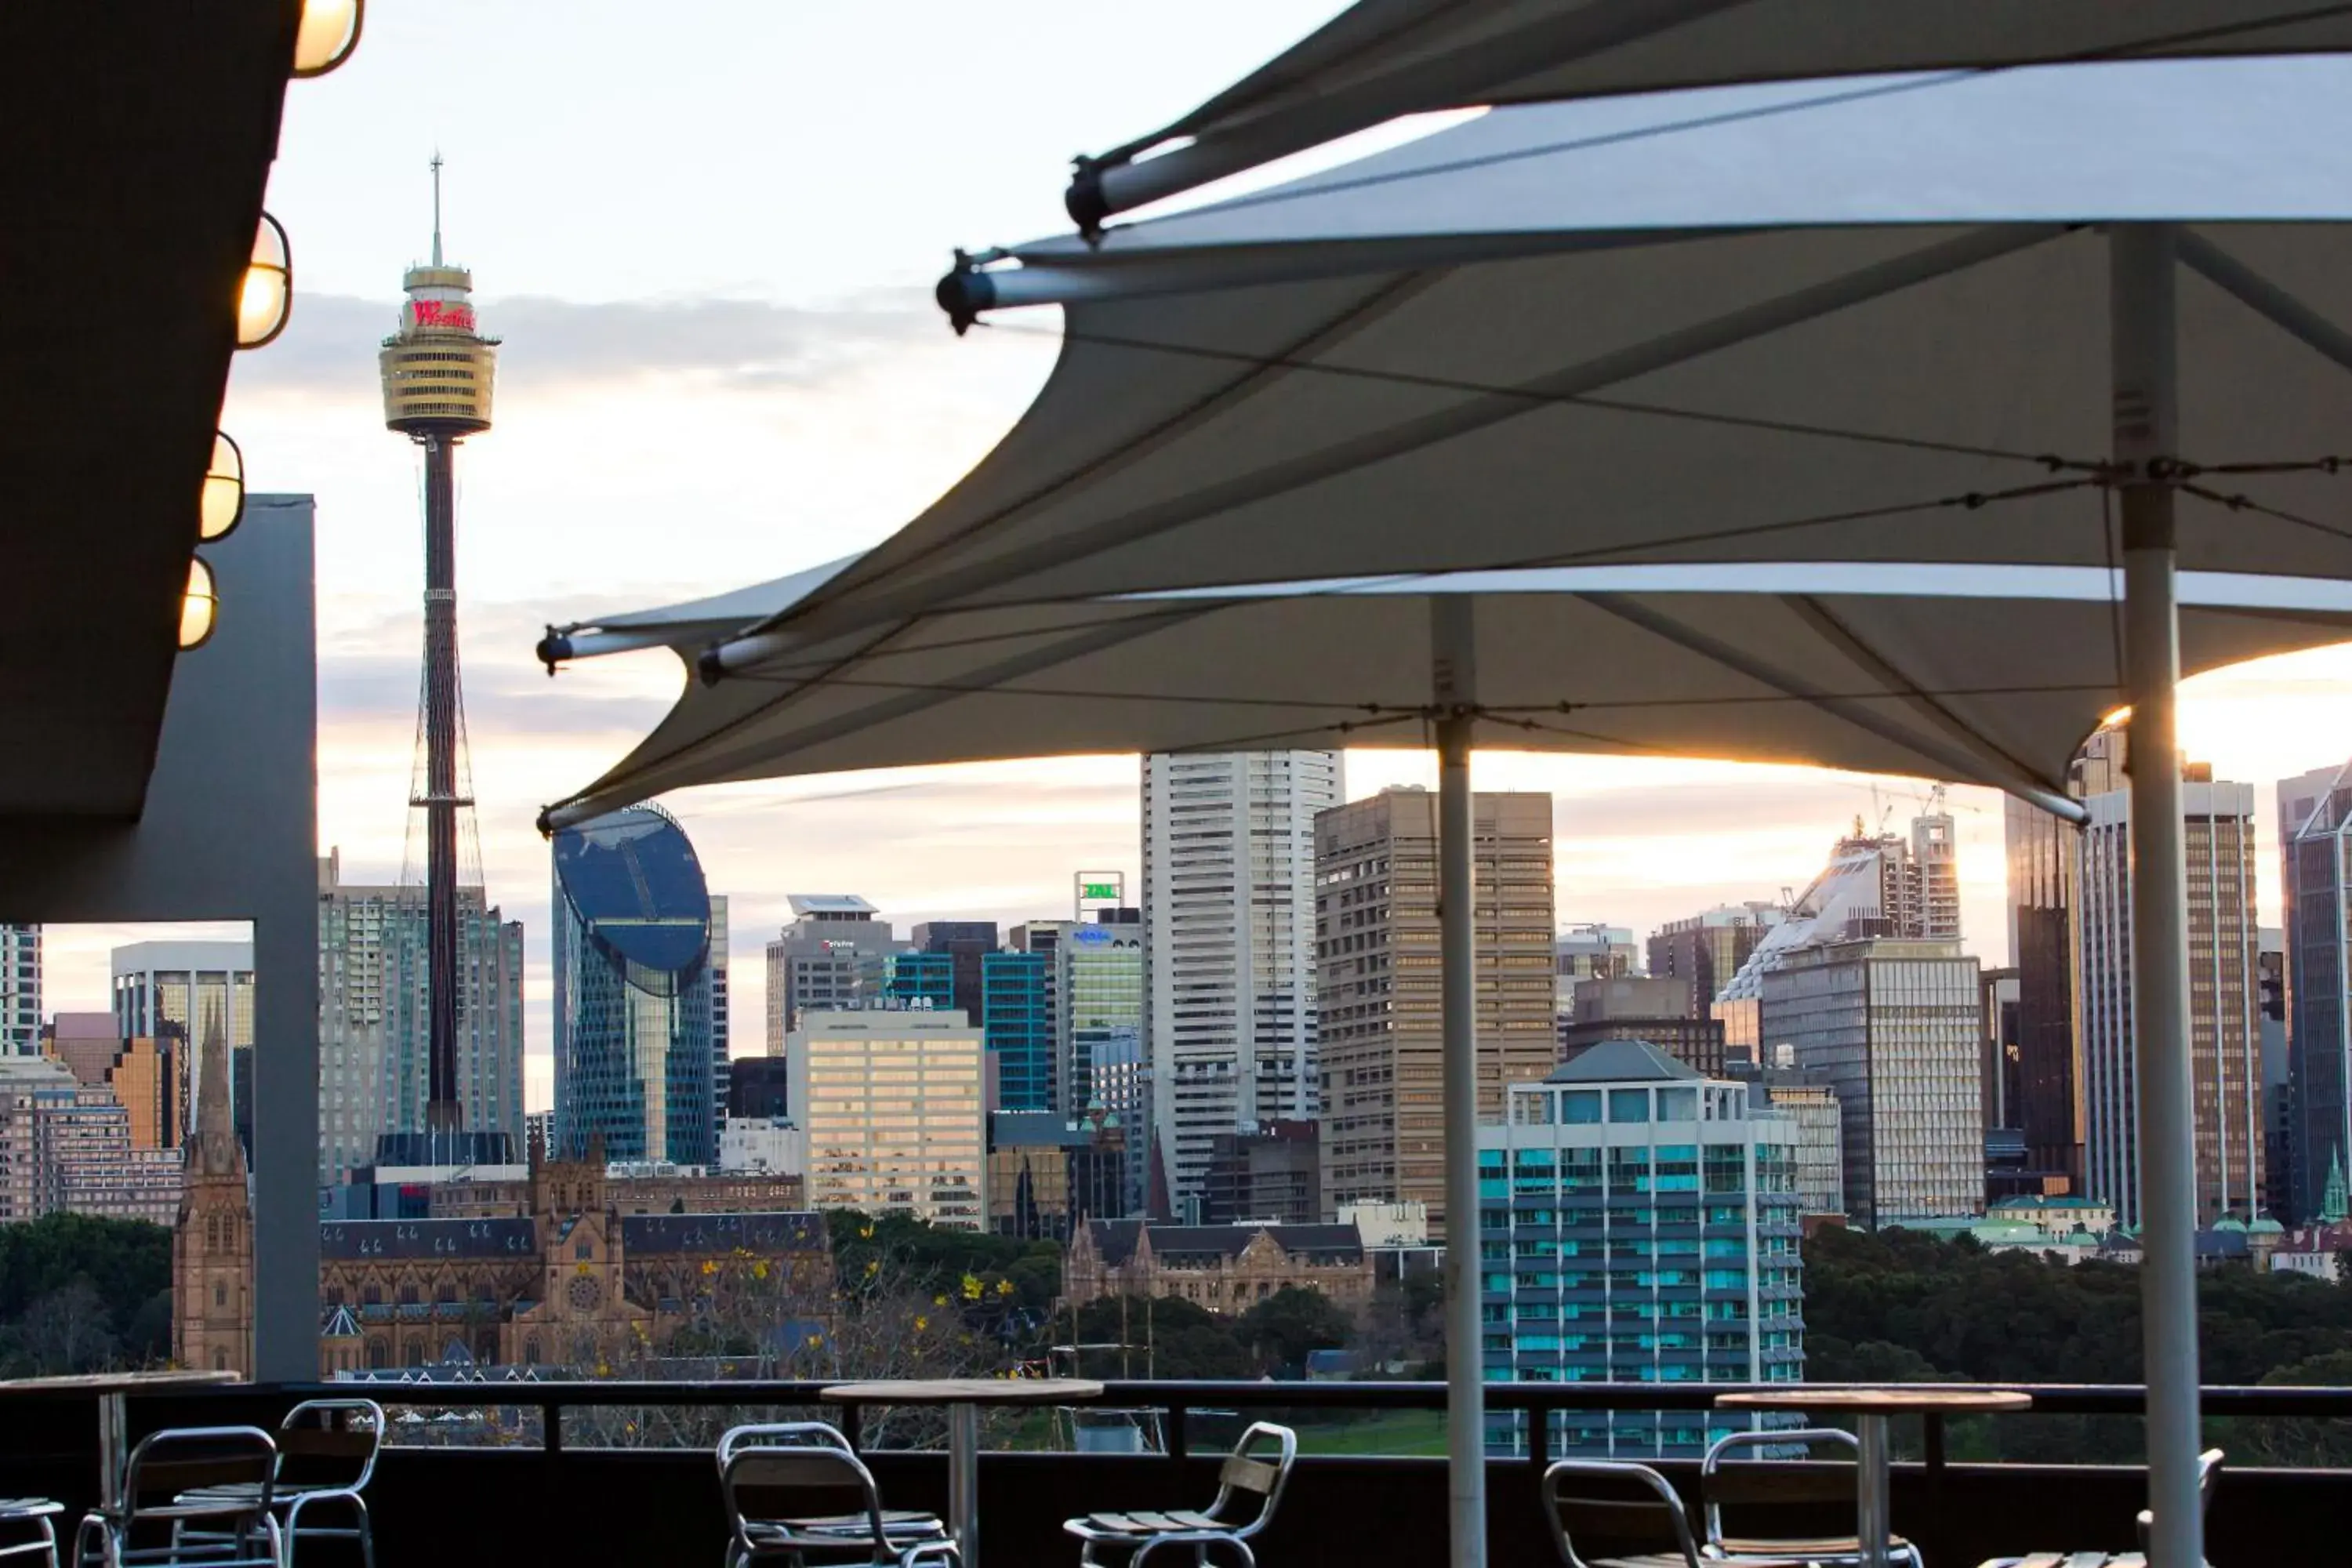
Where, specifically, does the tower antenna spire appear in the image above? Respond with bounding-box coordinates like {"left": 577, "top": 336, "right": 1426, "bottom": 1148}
{"left": 430, "top": 151, "right": 444, "bottom": 267}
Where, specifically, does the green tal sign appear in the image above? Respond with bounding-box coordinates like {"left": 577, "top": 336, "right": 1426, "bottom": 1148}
{"left": 1080, "top": 881, "right": 1120, "bottom": 902}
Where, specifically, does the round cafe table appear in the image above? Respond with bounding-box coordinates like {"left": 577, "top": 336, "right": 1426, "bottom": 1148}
{"left": 1714, "top": 1387, "right": 2031, "bottom": 1568}
{"left": 822, "top": 1377, "right": 1102, "bottom": 1568}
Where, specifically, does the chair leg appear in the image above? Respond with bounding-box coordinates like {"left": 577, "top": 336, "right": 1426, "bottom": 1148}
{"left": 354, "top": 1495, "right": 374, "bottom": 1568}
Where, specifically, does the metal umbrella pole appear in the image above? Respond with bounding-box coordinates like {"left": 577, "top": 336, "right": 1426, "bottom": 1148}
{"left": 1433, "top": 597, "right": 1486, "bottom": 1568}
{"left": 2113, "top": 222, "right": 2203, "bottom": 1568}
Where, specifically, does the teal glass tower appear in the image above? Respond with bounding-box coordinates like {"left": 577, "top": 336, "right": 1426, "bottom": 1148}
{"left": 550, "top": 804, "right": 717, "bottom": 1166}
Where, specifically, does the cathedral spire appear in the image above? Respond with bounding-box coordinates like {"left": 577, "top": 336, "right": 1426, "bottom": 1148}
{"left": 190, "top": 1002, "right": 243, "bottom": 1179}
{"left": 2325, "top": 1149, "right": 2350, "bottom": 1225}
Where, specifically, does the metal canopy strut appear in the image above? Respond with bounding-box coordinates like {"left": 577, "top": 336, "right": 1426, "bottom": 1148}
{"left": 1432, "top": 596, "right": 1484, "bottom": 1568}
{"left": 2113, "top": 222, "right": 2202, "bottom": 1568}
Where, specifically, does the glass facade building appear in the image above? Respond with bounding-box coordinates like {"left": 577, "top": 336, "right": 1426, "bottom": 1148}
{"left": 1063, "top": 914, "right": 1144, "bottom": 1121}
{"left": 1478, "top": 1040, "right": 1803, "bottom": 1458}
{"left": 884, "top": 952, "right": 955, "bottom": 1010}
{"left": 2281, "top": 760, "right": 2352, "bottom": 1221}
{"left": 111, "top": 941, "right": 254, "bottom": 1160}
{"left": 550, "top": 804, "right": 719, "bottom": 1167}
{"left": 982, "top": 950, "right": 1053, "bottom": 1112}
{"left": 316, "top": 850, "right": 525, "bottom": 1185}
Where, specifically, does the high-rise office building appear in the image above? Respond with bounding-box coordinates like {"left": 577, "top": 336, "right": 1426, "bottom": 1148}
{"left": 21, "top": 1042, "right": 181, "bottom": 1225}
{"left": 1142, "top": 750, "right": 1340, "bottom": 1206}
{"left": 113, "top": 942, "right": 253, "bottom": 1160}
{"left": 2257, "top": 924, "right": 2293, "bottom": 1221}
{"left": 789, "top": 1009, "right": 985, "bottom": 1229}
{"left": 43, "top": 1014, "right": 179, "bottom": 1152}
{"left": 2077, "top": 750, "right": 2261, "bottom": 1228}
{"left": 316, "top": 849, "right": 524, "bottom": 1184}
{"left": 1315, "top": 787, "right": 1556, "bottom": 1236}
{"left": 1714, "top": 809, "right": 1962, "bottom": 1072}
{"left": 2281, "top": 760, "right": 2352, "bottom": 1221}
{"left": 1, "top": 925, "right": 38, "bottom": 1055}
{"left": 1062, "top": 910, "right": 1143, "bottom": 1120}
{"left": 910, "top": 920, "right": 999, "bottom": 1027}
{"left": 1762, "top": 937, "right": 1984, "bottom": 1225}
{"left": 1011, "top": 920, "right": 1073, "bottom": 1108}
{"left": 1479, "top": 1042, "right": 1804, "bottom": 1457}
{"left": 1199, "top": 1120, "right": 1321, "bottom": 1225}
{"left": 2008, "top": 794, "right": 2084, "bottom": 1192}
{"left": 1649, "top": 905, "right": 1780, "bottom": 1022}
{"left": 764, "top": 895, "right": 903, "bottom": 1050}
{"left": 982, "top": 949, "right": 1054, "bottom": 1112}
{"left": 550, "top": 804, "right": 720, "bottom": 1167}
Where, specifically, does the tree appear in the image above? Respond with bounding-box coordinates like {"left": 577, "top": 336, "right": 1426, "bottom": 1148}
{"left": 8, "top": 1282, "right": 120, "bottom": 1377}
{"left": 1235, "top": 1286, "right": 1353, "bottom": 1375}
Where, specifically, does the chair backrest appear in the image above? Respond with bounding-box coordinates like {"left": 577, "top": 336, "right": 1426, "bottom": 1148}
{"left": 2136, "top": 1447, "right": 2226, "bottom": 1553}
{"left": 1542, "top": 1460, "right": 1699, "bottom": 1568}
{"left": 723, "top": 1443, "right": 887, "bottom": 1561}
{"left": 1203, "top": 1421, "right": 1297, "bottom": 1538}
{"left": 120, "top": 1426, "right": 278, "bottom": 1516}
{"left": 277, "top": 1399, "right": 383, "bottom": 1490}
{"left": 1700, "top": 1427, "right": 1860, "bottom": 1544}
{"left": 715, "top": 1421, "right": 855, "bottom": 1479}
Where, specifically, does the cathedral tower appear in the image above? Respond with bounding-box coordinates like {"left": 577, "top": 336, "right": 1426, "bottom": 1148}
{"left": 172, "top": 1007, "right": 252, "bottom": 1374}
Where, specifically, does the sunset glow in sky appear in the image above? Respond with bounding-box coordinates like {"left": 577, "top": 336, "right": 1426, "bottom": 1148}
{"left": 38, "top": 6, "right": 2352, "bottom": 1109}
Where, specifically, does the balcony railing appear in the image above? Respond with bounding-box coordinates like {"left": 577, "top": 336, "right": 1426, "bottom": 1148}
{"left": 3, "top": 1378, "right": 2346, "bottom": 1567}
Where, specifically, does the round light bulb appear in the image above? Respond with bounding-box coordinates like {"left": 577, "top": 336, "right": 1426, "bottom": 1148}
{"left": 201, "top": 432, "right": 245, "bottom": 542}
{"left": 180, "top": 557, "right": 219, "bottom": 650}
{"left": 292, "top": 0, "right": 364, "bottom": 77}
{"left": 237, "top": 214, "right": 292, "bottom": 349}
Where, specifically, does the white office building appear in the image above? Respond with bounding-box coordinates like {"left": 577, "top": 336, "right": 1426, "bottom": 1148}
{"left": 764, "top": 895, "right": 906, "bottom": 1051}
{"left": 788, "top": 1009, "right": 985, "bottom": 1229}
{"left": 1142, "top": 750, "right": 1340, "bottom": 1207}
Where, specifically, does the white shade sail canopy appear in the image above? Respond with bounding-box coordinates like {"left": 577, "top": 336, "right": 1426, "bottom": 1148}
{"left": 539, "top": 561, "right": 2352, "bottom": 829}
{"left": 702, "top": 60, "right": 2352, "bottom": 674}
{"left": 1066, "top": 0, "right": 2352, "bottom": 229}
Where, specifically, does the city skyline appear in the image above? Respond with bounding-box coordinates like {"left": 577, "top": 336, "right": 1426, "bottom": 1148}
{"left": 26, "top": 6, "right": 2352, "bottom": 1116}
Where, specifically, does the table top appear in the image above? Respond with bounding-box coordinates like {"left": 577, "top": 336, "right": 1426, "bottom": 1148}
{"left": 821, "top": 1378, "right": 1105, "bottom": 1405}
{"left": 1715, "top": 1388, "right": 2032, "bottom": 1415}
{"left": 0, "top": 1370, "right": 241, "bottom": 1397}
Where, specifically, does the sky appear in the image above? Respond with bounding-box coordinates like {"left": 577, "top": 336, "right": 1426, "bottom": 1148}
{"left": 38, "top": 6, "right": 2352, "bottom": 1108}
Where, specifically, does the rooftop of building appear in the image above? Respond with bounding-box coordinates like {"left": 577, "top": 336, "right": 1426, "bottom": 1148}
{"left": 787, "top": 894, "right": 879, "bottom": 916}
{"left": 1544, "top": 1038, "right": 1702, "bottom": 1084}
{"left": 318, "top": 1210, "right": 828, "bottom": 1261}
{"left": 1084, "top": 1218, "right": 1365, "bottom": 1266}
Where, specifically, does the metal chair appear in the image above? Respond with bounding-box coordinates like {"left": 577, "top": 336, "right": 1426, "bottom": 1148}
{"left": 720, "top": 1440, "right": 960, "bottom": 1568}
{"left": 1062, "top": 1421, "right": 1297, "bottom": 1568}
{"left": 1699, "top": 1428, "right": 1922, "bottom": 1568}
{"left": 714, "top": 1423, "right": 946, "bottom": 1555}
{"left": 73, "top": 1426, "right": 281, "bottom": 1568}
{"left": 1976, "top": 1446, "right": 2223, "bottom": 1568}
{"left": 178, "top": 1399, "right": 382, "bottom": 1568}
{"left": 1544, "top": 1459, "right": 1809, "bottom": 1568}
{"left": 0, "top": 1501, "right": 62, "bottom": 1568}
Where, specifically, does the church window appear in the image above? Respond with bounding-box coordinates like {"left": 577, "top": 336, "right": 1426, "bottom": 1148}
{"left": 399, "top": 1284, "right": 419, "bottom": 1306}
{"left": 206, "top": 1216, "right": 220, "bottom": 1248}
{"left": 477, "top": 1279, "right": 495, "bottom": 1302}
{"left": 404, "top": 1342, "right": 424, "bottom": 1367}
{"left": 212, "top": 1349, "right": 227, "bottom": 1370}
{"left": 213, "top": 1283, "right": 226, "bottom": 1308}
{"left": 363, "top": 1284, "right": 382, "bottom": 1306}
{"left": 325, "top": 1287, "right": 344, "bottom": 1306}
{"left": 524, "top": 1338, "right": 541, "bottom": 1366}
{"left": 575, "top": 1240, "right": 593, "bottom": 1261}
{"left": 436, "top": 1283, "right": 456, "bottom": 1305}
{"left": 366, "top": 1340, "right": 387, "bottom": 1370}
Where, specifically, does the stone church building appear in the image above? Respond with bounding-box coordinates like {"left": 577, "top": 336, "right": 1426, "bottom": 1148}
{"left": 177, "top": 1115, "right": 834, "bottom": 1376}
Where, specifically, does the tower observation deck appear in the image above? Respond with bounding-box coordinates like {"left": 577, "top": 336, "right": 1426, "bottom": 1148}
{"left": 378, "top": 157, "right": 507, "bottom": 1165}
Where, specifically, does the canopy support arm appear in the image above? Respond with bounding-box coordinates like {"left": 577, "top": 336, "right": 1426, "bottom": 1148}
{"left": 541, "top": 604, "right": 1215, "bottom": 833}
{"left": 1782, "top": 594, "right": 2063, "bottom": 799}
{"left": 2176, "top": 229, "right": 2352, "bottom": 381}
{"left": 1577, "top": 592, "right": 2087, "bottom": 822}
{"left": 1067, "top": 0, "right": 1750, "bottom": 234}
{"left": 2114, "top": 222, "right": 2204, "bottom": 1568}
{"left": 1431, "top": 594, "right": 1485, "bottom": 1568}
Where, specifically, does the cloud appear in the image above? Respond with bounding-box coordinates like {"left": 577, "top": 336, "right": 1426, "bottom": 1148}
{"left": 232, "top": 288, "right": 946, "bottom": 397}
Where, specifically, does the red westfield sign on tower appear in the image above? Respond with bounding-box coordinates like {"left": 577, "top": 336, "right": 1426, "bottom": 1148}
{"left": 411, "top": 299, "right": 477, "bottom": 332}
